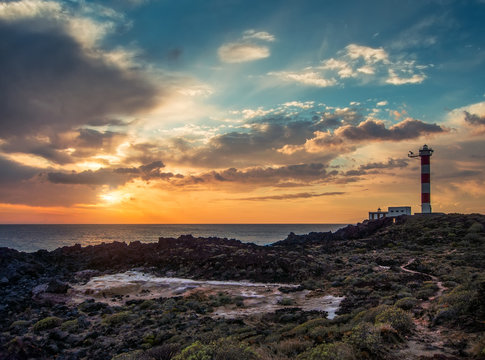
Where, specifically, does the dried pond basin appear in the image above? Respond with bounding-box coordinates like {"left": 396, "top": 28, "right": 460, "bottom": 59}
{"left": 71, "top": 271, "right": 344, "bottom": 319}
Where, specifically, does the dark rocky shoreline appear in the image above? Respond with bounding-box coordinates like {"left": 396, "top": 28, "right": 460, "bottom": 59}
{"left": 1, "top": 214, "right": 484, "bottom": 359}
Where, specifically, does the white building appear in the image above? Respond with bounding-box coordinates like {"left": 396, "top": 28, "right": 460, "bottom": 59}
{"left": 387, "top": 206, "right": 411, "bottom": 217}
{"left": 369, "top": 207, "right": 387, "bottom": 220}
{"left": 368, "top": 206, "right": 411, "bottom": 220}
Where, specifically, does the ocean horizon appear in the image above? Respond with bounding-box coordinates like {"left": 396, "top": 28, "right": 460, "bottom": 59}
{"left": 0, "top": 223, "right": 347, "bottom": 253}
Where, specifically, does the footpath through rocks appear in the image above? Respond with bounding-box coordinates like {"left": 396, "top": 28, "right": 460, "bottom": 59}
{"left": 396, "top": 258, "right": 460, "bottom": 360}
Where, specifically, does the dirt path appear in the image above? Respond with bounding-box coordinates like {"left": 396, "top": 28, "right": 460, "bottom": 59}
{"left": 400, "top": 258, "right": 447, "bottom": 303}
{"left": 396, "top": 259, "right": 457, "bottom": 359}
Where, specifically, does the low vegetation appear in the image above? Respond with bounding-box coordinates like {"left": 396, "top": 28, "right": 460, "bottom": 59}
{"left": 0, "top": 213, "right": 484, "bottom": 359}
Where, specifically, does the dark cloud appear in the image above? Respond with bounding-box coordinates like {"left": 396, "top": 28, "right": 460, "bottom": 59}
{"left": 337, "top": 119, "right": 444, "bottom": 141}
{"left": 238, "top": 191, "right": 345, "bottom": 201}
{"left": 176, "top": 116, "right": 342, "bottom": 168}
{"left": 212, "top": 163, "right": 334, "bottom": 183}
{"left": 0, "top": 137, "right": 74, "bottom": 165}
{"left": 170, "top": 113, "right": 443, "bottom": 170}
{"left": 0, "top": 156, "right": 40, "bottom": 184}
{"left": 47, "top": 168, "right": 131, "bottom": 187}
{"left": 0, "top": 21, "right": 158, "bottom": 139}
{"left": 0, "top": 129, "right": 128, "bottom": 165}
{"left": 47, "top": 161, "right": 173, "bottom": 187}
{"left": 0, "top": 157, "right": 99, "bottom": 207}
{"left": 359, "top": 158, "right": 408, "bottom": 170}
{"left": 344, "top": 169, "right": 367, "bottom": 176}
{"left": 320, "top": 109, "right": 363, "bottom": 128}
{"left": 436, "top": 169, "right": 482, "bottom": 180}
{"left": 175, "top": 163, "right": 338, "bottom": 187}
{"left": 464, "top": 111, "right": 485, "bottom": 126}
{"left": 344, "top": 158, "right": 408, "bottom": 177}
{"left": 76, "top": 129, "right": 120, "bottom": 149}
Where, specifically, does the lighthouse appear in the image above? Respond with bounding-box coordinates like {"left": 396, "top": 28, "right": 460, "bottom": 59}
{"left": 408, "top": 144, "right": 434, "bottom": 214}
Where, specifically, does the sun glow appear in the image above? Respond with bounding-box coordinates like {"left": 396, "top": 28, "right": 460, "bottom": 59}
{"left": 100, "top": 191, "right": 131, "bottom": 204}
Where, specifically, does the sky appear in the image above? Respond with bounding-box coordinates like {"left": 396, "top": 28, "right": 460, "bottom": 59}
{"left": 0, "top": 0, "right": 484, "bottom": 224}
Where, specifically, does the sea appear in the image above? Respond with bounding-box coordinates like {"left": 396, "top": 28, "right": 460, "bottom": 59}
{"left": 0, "top": 224, "right": 346, "bottom": 253}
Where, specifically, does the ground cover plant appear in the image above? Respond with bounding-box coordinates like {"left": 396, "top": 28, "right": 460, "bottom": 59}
{"left": 0, "top": 213, "right": 484, "bottom": 359}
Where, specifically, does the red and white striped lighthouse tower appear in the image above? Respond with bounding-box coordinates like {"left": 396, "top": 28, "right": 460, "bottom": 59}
{"left": 409, "top": 144, "right": 434, "bottom": 213}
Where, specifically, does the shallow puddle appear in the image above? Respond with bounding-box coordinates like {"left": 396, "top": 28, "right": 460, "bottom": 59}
{"left": 70, "top": 271, "right": 344, "bottom": 319}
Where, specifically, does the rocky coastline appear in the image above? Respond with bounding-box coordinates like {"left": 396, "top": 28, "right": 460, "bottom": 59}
{"left": 1, "top": 214, "right": 484, "bottom": 359}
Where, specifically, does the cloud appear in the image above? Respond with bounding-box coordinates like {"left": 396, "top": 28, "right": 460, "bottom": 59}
{"left": 242, "top": 30, "right": 275, "bottom": 42}
{"left": 344, "top": 158, "right": 409, "bottom": 176}
{"left": 386, "top": 69, "right": 426, "bottom": 85}
{"left": 282, "top": 117, "right": 445, "bottom": 155}
{"left": 464, "top": 111, "right": 485, "bottom": 126}
{"left": 0, "top": 156, "right": 99, "bottom": 207}
{"left": 174, "top": 163, "right": 339, "bottom": 188}
{"left": 359, "top": 158, "right": 409, "bottom": 170}
{"left": 238, "top": 191, "right": 345, "bottom": 201}
{"left": 0, "top": 1, "right": 164, "bottom": 167}
{"left": 268, "top": 71, "right": 337, "bottom": 87}
{"left": 0, "top": 0, "right": 123, "bottom": 49}
{"left": 282, "top": 101, "right": 315, "bottom": 109}
{"left": 335, "top": 118, "right": 444, "bottom": 141}
{"left": 158, "top": 104, "right": 443, "bottom": 172}
{"left": 0, "top": 21, "right": 158, "bottom": 139}
{"left": 320, "top": 108, "right": 363, "bottom": 128}
{"left": 0, "top": 156, "right": 40, "bottom": 184}
{"left": 0, "top": 23, "right": 157, "bottom": 137}
{"left": 0, "top": 129, "right": 128, "bottom": 165}
{"left": 319, "top": 58, "right": 355, "bottom": 78}
{"left": 345, "top": 44, "right": 389, "bottom": 63}
{"left": 0, "top": 0, "right": 63, "bottom": 20}
{"left": 218, "top": 43, "right": 270, "bottom": 63}
{"left": 173, "top": 115, "right": 337, "bottom": 168}
{"left": 269, "top": 43, "right": 427, "bottom": 87}
{"left": 390, "top": 16, "right": 451, "bottom": 51}
{"left": 218, "top": 29, "right": 275, "bottom": 63}
{"left": 47, "top": 161, "right": 172, "bottom": 187}
{"left": 45, "top": 160, "right": 338, "bottom": 190}
{"left": 0, "top": 0, "right": 61, "bottom": 20}
{"left": 437, "top": 169, "right": 483, "bottom": 180}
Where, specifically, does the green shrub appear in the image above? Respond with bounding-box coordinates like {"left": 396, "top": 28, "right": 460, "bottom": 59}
{"left": 173, "top": 341, "right": 211, "bottom": 360}
{"left": 278, "top": 297, "right": 296, "bottom": 306}
{"left": 463, "top": 232, "right": 481, "bottom": 244}
{"left": 434, "top": 285, "right": 476, "bottom": 324}
{"left": 139, "top": 300, "right": 156, "bottom": 310}
{"left": 468, "top": 222, "right": 484, "bottom": 233}
{"left": 103, "top": 311, "right": 133, "bottom": 326}
{"left": 144, "top": 344, "right": 180, "bottom": 360}
{"left": 111, "top": 350, "right": 144, "bottom": 360}
{"left": 376, "top": 323, "right": 401, "bottom": 344}
{"left": 415, "top": 288, "right": 435, "bottom": 300}
{"left": 288, "top": 318, "right": 329, "bottom": 336}
{"left": 173, "top": 339, "right": 257, "bottom": 360}
{"left": 352, "top": 305, "right": 391, "bottom": 324}
{"left": 61, "top": 319, "right": 79, "bottom": 332}
{"left": 375, "top": 306, "right": 414, "bottom": 335}
{"left": 438, "top": 286, "right": 474, "bottom": 314}
{"left": 346, "top": 322, "right": 382, "bottom": 354}
{"left": 10, "top": 320, "right": 30, "bottom": 329}
{"left": 274, "top": 339, "right": 312, "bottom": 357}
{"left": 395, "top": 297, "right": 417, "bottom": 310}
{"left": 298, "top": 342, "right": 356, "bottom": 360}
{"left": 33, "top": 316, "right": 63, "bottom": 331}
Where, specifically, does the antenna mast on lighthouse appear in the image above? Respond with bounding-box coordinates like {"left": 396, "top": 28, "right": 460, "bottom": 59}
{"left": 408, "top": 145, "right": 434, "bottom": 214}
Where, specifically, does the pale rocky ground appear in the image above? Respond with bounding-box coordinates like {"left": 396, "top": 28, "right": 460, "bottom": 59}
{"left": 69, "top": 271, "right": 344, "bottom": 319}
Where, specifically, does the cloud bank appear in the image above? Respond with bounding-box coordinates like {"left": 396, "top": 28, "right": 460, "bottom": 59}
{"left": 270, "top": 43, "right": 428, "bottom": 87}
